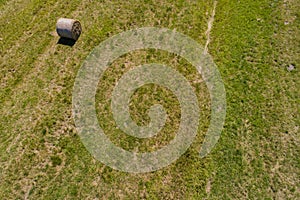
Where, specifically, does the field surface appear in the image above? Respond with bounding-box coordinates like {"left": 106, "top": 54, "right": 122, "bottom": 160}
{"left": 0, "top": 0, "right": 299, "bottom": 199}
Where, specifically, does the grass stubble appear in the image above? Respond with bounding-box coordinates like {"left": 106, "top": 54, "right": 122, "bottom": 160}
{"left": 0, "top": 0, "right": 299, "bottom": 199}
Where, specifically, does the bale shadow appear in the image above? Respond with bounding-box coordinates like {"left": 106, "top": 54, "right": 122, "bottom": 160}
{"left": 57, "top": 37, "right": 76, "bottom": 47}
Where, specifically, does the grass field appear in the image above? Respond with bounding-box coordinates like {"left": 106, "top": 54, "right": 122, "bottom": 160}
{"left": 1, "top": 0, "right": 299, "bottom": 199}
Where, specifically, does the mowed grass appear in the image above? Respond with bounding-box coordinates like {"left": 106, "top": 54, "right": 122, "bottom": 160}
{"left": 0, "top": 0, "right": 299, "bottom": 199}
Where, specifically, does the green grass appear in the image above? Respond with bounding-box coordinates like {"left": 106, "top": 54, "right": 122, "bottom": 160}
{"left": 0, "top": 0, "right": 299, "bottom": 199}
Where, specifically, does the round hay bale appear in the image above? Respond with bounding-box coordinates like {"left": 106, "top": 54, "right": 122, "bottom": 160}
{"left": 56, "top": 18, "right": 82, "bottom": 40}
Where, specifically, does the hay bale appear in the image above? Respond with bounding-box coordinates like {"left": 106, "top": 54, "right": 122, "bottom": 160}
{"left": 56, "top": 18, "right": 82, "bottom": 40}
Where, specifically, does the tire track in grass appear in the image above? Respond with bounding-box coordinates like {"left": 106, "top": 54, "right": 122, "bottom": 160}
{"left": 0, "top": 0, "right": 60, "bottom": 94}
{"left": 0, "top": 1, "right": 107, "bottom": 198}
{"left": 0, "top": 1, "right": 86, "bottom": 198}
{"left": 19, "top": 1, "right": 102, "bottom": 197}
{"left": 2, "top": 0, "right": 218, "bottom": 198}
{"left": 0, "top": 0, "right": 79, "bottom": 158}
{"left": 0, "top": 0, "right": 84, "bottom": 93}
{"left": 2, "top": 0, "right": 90, "bottom": 147}
{"left": 0, "top": 0, "right": 82, "bottom": 108}
{"left": 204, "top": 1, "right": 217, "bottom": 55}
{"left": 0, "top": 0, "right": 66, "bottom": 158}
{"left": 0, "top": 0, "right": 55, "bottom": 56}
